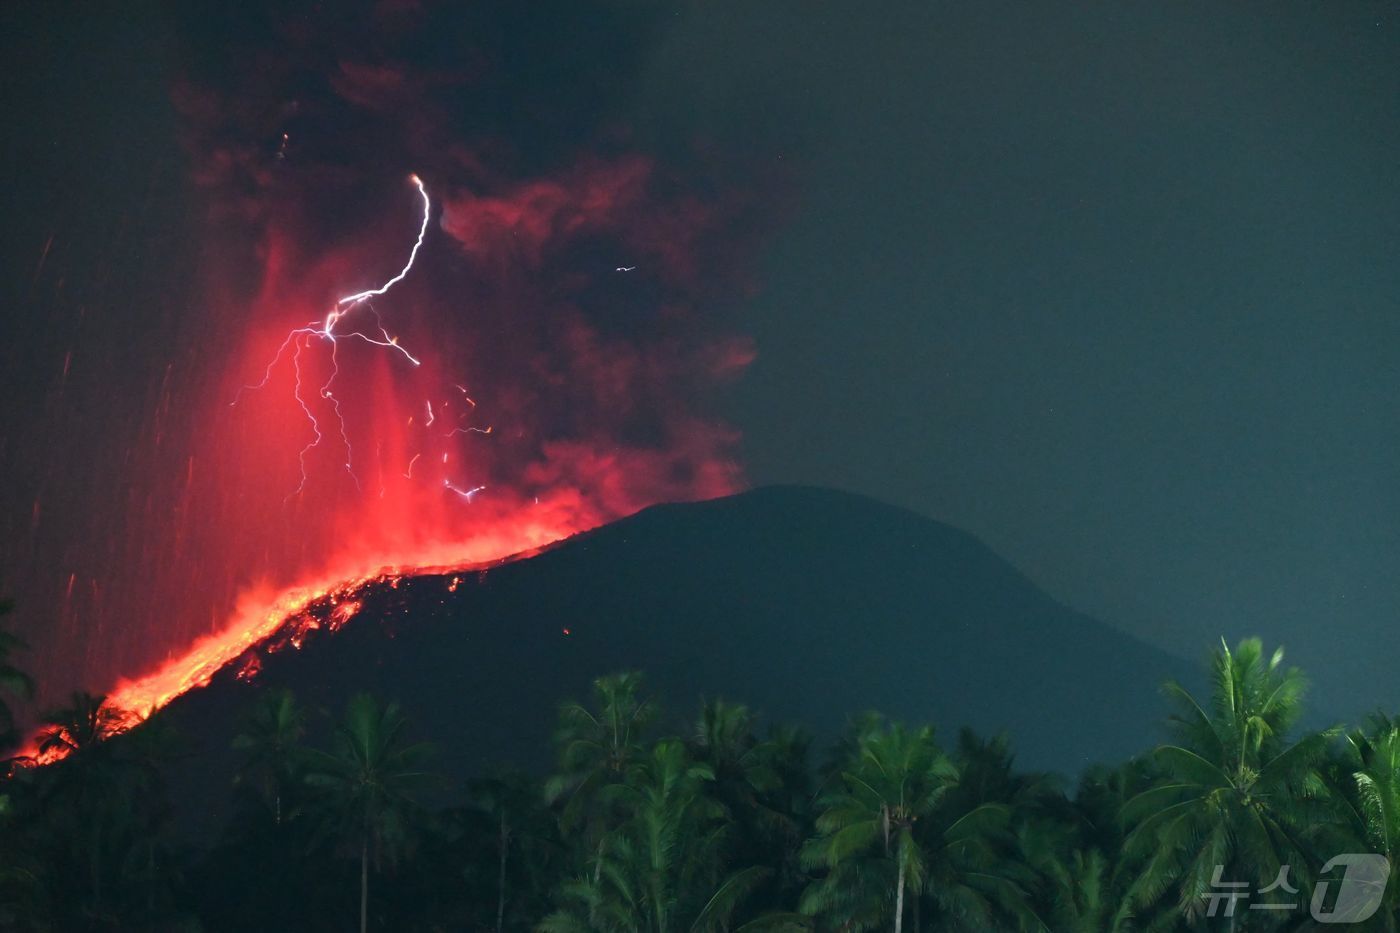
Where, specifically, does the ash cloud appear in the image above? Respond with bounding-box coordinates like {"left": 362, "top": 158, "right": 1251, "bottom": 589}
{"left": 0, "top": 0, "right": 785, "bottom": 713}
{"left": 65, "top": 0, "right": 784, "bottom": 694}
{"left": 169, "top": 0, "right": 768, "bottom": 479}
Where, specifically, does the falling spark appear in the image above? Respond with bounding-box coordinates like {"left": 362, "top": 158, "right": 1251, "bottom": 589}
{"left": 444, "top": 480, "right": 486, "bottom": 502}
{"left": 32, "top": 233, "right": 55, "bottom": 286}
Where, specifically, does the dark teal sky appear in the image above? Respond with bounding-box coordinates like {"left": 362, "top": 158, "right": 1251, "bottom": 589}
{"left": 630, "top": 2, "right": 1400, "bottom": 712}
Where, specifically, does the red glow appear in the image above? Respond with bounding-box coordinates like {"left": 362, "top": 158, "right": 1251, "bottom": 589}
{"left": 12, "top": 129, "right": 766, "bottom": 760}
{"left": 106, "top": 507, "right": 596, "bottom": 719}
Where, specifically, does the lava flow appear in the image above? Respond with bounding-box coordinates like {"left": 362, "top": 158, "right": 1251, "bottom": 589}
{"left": 19, "top": 167, "right": 724, "bottom": 763}
{"left": 105, "top": 531, "right": 567, "bottom": 723}
{"left": 4, "top": 3, "right": 779, "bottom": 774}
{"left": 13, "top": 113, "right": 760, "bottom": 772}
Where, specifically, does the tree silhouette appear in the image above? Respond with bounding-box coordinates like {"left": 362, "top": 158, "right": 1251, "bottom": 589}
{"left": 305, "top": 693, "right": 435, "bottom": 933}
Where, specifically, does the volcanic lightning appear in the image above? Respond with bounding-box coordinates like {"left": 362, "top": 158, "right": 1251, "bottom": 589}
{"left": 333, "top": 174, "right": 431, "bottom": 307}
{"left": 235, "top": 174, "right": 432, "bottom": 495}
{"left": 15, "top": 127, "right": 759, "bottom": 771}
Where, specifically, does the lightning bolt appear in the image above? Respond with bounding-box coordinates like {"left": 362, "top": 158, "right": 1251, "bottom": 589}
{"left": 334, "top": 175, "right": 431, "bottom": 307}
{"left": 236, "top": 174, "right": 431, "bottom": 497}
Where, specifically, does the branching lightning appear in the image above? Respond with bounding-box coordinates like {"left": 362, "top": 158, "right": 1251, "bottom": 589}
{"left": 235, "top": 174, "right": 437, "bottom": 496}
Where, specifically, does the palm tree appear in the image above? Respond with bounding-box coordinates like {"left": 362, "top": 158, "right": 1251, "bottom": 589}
{"left": 546, "top": 672, "right": 656, "bottom": 827}
{"left": 690, "top": 700, "right": 815, "bottom": 918}
{"left": 0, "top": 760, "right": 51, "bottom": 928}
{"left": 547, "top": 670, "right": 657, "bottom": 889}
{"left": 469, "top": 770, "right": 557, "bottom": 933}
{"left": 1020, "top": 759, "right": 1175, "bottom": 933}
{"left": 35, "top": 691, "right": 128, "bottom": 759}
{"left": 1020, "top": 822, "right": 1135, "bottom": 933}
{"left": 541, "top": 737, "right": 768, "bottom": 932}
{"left": 0, "top": 601, "right": 33, "bottom": 750}
{"left": 1324, "top": 716, "right": 1400, "bottom": 930}
{"left": 1122, "top": 638, "right": 1336, "bottom": 926}
{"left": 232, "top": 687, "right": 306, "bottom": 824}
{"left": 800, "top": 717, "right": 957, "bottom": 933}
{"left": 31, "top": 695, "right": 175, "bottom": 926}
{"left": 761, "top": 723, "right": 817, "bottom": 899}
{"left": 305, "top": 693, "right": 435, "bottom": 933}
{"left": 692, "top": 700, "right": 780, "bottom": 801}
{"left": 948, "top": 729, "right": 1060, "bottom": 816}
{"left": 908, "top": 730, "right": 1043, "bottom": 931}
{"left": 691, "top": 703, "right": 789, "bottom": 837}
{"left": 101, "top": 712, "right": 185, "bottom": 925}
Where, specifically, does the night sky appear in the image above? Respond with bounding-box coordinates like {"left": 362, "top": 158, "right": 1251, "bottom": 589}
{"left": 2, "top": 2, "right": 1398, "bottom": 718}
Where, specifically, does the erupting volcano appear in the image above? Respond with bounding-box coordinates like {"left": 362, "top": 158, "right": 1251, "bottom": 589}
{"left": 43, "top": 149, "right": 758, "bottom": 738}
{"left": 96, "top": 172, "right": 560, "bottom": 727}
{"left": 5, "top": 2, "right": 773, "bottom": 742}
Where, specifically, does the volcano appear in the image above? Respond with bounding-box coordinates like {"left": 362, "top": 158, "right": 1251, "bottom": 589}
{"left": 146, "top": 484, "right": 1194, "bottom": 832}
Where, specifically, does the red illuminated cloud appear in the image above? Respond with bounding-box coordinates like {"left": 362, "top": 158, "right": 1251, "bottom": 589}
{"left": 17, "top": 3, "right": 786, "bottom": 725}
{"left": 439, "top": 156, "right": 653, "bottom": 269}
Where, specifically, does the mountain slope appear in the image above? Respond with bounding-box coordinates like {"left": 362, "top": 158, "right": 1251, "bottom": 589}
{"left": 160, "top": 485, "right": 1195, "bottom": 826}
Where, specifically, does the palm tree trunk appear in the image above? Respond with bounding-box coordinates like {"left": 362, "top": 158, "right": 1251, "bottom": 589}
{"left": 91, "top": 817, "right": 103, "bottom": 915}
{"left": 147, "top": 842, "right": 156, "bottom": 915}
{"left": 360, "top": 833, "right": 369, "bottom": 933}
{"left": 496, "top": 814, "right": 509, "bottom": 933}
{"left": 894, "top": 861, "right": 905, "bottom": 933}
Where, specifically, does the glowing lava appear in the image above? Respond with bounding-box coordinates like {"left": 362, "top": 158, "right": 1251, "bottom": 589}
{"left": 15, "top": 173, "right": 584, "bottom": 764}
{"left": 101, "top": 537, "right": 574, "bottom": 718}
{"left": 14, "top": 147, "right": 755, "bottom": 768}
{"left": 19, "top": 511, "right": 584, "bottom": 765}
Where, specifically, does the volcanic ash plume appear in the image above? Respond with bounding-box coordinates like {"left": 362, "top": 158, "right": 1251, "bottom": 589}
{"left": 18, "top": 3, "right": 775, "bottom": 724}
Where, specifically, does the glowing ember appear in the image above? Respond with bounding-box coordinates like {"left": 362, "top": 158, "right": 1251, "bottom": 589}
{"left": 328, "top": 598, "right": 362, "bottom": 631}
{"left": 107, "top": 529, "right": 574, "bottom": 720}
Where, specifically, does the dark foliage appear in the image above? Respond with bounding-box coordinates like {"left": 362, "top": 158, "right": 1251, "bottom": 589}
{"left": 1, "top": 637, "right": 1397, "bottom": 931}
